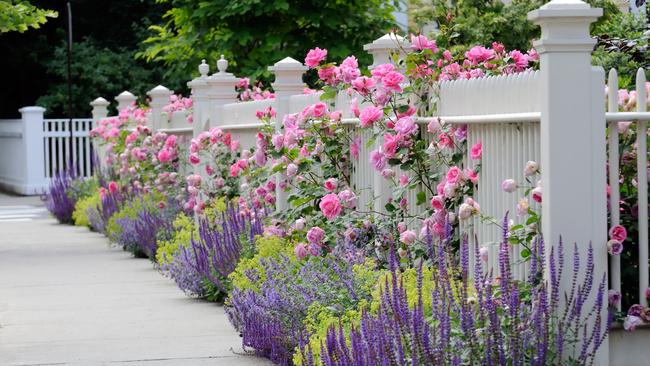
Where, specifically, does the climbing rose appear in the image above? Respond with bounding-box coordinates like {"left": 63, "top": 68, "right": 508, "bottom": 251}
{"left": 304, "top": 47, "right": 327, "bottom": 67}
{"left": 157, "top": 149, "right": 172, "bottom": 163}
{"left": 470, "top": 142, "right": 483, "bottom": 160}
{"left": 501, "top": 179, "right": 517, "bottom": 193}
{"left": 608, "top": 289, "right": 621, "bottom": 306}
{"left": 607, "top": 239, "right": 623, "bottom": 256}
{"left": 370, "top": 150, "right": 386, "bottom": 171}
{"left": 382, "top": 71, "right": 405, "bottom": 92}
{"left": 294, "top": 243, "right": 308, "bottom": 260}
{"left": 359, "top": 106, "right": 383, "bottom": 127}
{"left": 324, "top": 178, "right": 338, "bottom": 192}
{"left": 532, "top": 186, "right": 542, "bottom": 203}
{"left": 410, "top": 34, "right": 437, "bottom": 52}
{"left": 394, "top": 116, "right": 418, "bottom": 135}
{"left": 399, "top": 230, "right": 417, "bottom": 245}
{"left": 319, "top": 193, "right": 342, "bottom": 220}
{"left": 189, "top": 153, "right": 200, "bottom": 165}
{"left": 306, "top": 226, "right": 325, "bottom": 245}
{"left": 609, "top": 225, "right": 627, "bottom": 242}
{"left": 312, "top": 102, "right": 327, "bottom": 117}
{"left": 338, "top": 189, "right": 357, "bottom": 209}
{"left": 524, "top": 160, "right": 539, "bottom": 176}
{"left": 108, "top": 181, "right": 118, "bottom": 194}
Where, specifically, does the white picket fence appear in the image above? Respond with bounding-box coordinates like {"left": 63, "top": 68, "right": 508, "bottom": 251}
{"left": 88, "top": 1, "right": 650, "bottom": 363}
{"left": 0, "top": 107, "right": 95, "bottom": 194}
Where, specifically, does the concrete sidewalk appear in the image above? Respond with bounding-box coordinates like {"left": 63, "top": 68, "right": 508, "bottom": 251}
{"left": 0, "top": 194, "right": 270, "bottom": 366}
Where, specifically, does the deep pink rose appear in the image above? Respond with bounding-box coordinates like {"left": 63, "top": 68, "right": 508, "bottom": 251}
{"left": 359, "top": 106, "right": 383, "bottom": 128}
{"left": 382, "top": 133, "right": 400, "bottom": 158}
{"left": 470, "top": 142, "right": 482, "bottom": 160}
{"left": 312, "top": 102, "right": 327, "bottom": 117}
{"left": 305, "top": 47, "right": 327, "bottom": 67}
{"left": 609, "top": 225, "right": 627, "bottom": 242}
{"left": 306, "top": 226, "right": 325, "bottom": 245}
{"left": 381, "top": 71, "right": 405, "bottom": 92}
{"left": 324, "top": 178, "right": 338, "bottom": 192}
{"left": 108, "top": 181, "right": 118, "bottom": 194}
{"left": 319, "top": 193, "right": 342, "bottom": 220}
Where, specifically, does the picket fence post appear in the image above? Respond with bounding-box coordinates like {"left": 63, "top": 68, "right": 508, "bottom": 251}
{"left": 364, "top": 34, "right": 404, "bottom": 214}
{"left": 147, "top": 85, "right": 173, "bottom": 131}
{"left": 90, "top": 97, "right": 110, "bottom": 171}
{"left": 268, "top": 57, "right": 308, "bottom": 212}
{"left": 187, "top": 60, "right": 212, "bottom": 137}
{"left": 115, "top": 91, "right": 136, "bottom": 114}
{"left": 528, "top": 0, "right": 608, "bottom": 363}
{"left": 18, "top": 106, "right": 46, "bottom": 194}
{"left": 206, "top": 55, "right": 238, "bottom": 128}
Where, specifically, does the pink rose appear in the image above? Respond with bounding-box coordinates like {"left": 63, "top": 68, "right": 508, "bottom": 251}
{"left": 165, "top": 134, "right": 177, "bottom": 148}
{"left": 624, "top": 315, "right": 643, "bottom": 331}
{"left": 294, "top": 243, "right": 308, "bottom": 260}
{"left": 394, "top": 117, "right": 418, "bottom": 135}
{"left": 318, "top": 66, "right": 337, "bottom": 84}
{"left": 351, "top": 76, "right": 375, "bottom": 95}
{"left": 286, "top": 163, "right": 298, "bottom": 177}
{"left": 157, "top": 148, "right": 172, "bottom": 163}
{"left": 399, "top": 174, "right": 409, "bottom": 187}
{"left": 359, "top": 106, "right": 383, "bottom": 128}
{"left": 501, "top": 179, "right": 517, "bottom": 193}
{"left": 189, "top": 153, "right": 200, "bottom": 165}
{"left": 108, "top": 181, "right": 118, "bottom": 194}
{"left": 370, "top": 63, "right": 395, "bottom": 79}
{"left": 319, "top": 193, "right": 342, "bottom": 220}
{"left": 305, "top": 47, "right": 327, "bottom": 67}
{"left": 381, "top": 71, "right": 405, "bottom": 92}
{"left": 381, "top": 168, "right": 395, "bottom": 179}
{"left": 324, "top": 178, "right": 338, "bottom": 192}
{"left": 338, "top": 189, "right": 357, "bottom": 209}
{"left": 531, "top": 186, "right": 542, "bottom": 203}
{"left": 370, "top": 150, "right": 386, "bottom": 171}
{"left": 400, "top": 230, "right": 417, "bottom": 245}
{"left": 608, "top": 289, "right": 621, "bottom": 306}
{"left": 410, "top": 34, "right": 437, "bottom": 52}
{"left": 312, "top": 102, "right": 327, "bottom": 117}
{"left": 306, "top": 226, "right": 325, "bottom": 245}
{"left": 524, "top": 161, "right": 539, "bottom": 176}
{"left": 307, "top": 243, "right": 322, "bottom": 256}
{"left": 339, "top": 56, "right": 360, "bottom": 83}
{"left": 382, "top": 133, "right": 400, "bottom": 158}
{"left": 607, "top": 239, "right": 623, "bottom": 256}
{"left": 350, "top": 98, "right": 360, "bottom": 118}
{"left": 609, "top": 225, "right": 627, "bottom": 242}
{"left": 430, "top": 195, "right": 444, "bottom": 210}
{"left": 446, "top": 166, "right": 463, "bottom": 184}
{"left": 470, "top": 142, "right": 482, "bottom": 160}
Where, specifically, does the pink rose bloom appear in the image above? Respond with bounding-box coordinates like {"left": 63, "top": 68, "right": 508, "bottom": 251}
{"left": 509, "top": 50, "right": 529, "bottom": 70}
{"left": 607, "top": 239, "right": 623, "bottom": 256}
{"left": 394, "top": 117, "right": 418, "bottom": 135}
{"left": 624, "top": 315, "right": 643, "bottom": 331}
{"left": 125, "top": 132, "right": 138, "bottom": 144}
{"left": 305, "top": 47, "right": 327, "bottom": 67}
{"left": 324, "top": 178, "right": 338, "bottom": 192}
{"left": 608, "top": 289, "right": 621, "bottom": 306}
{"left": 294, "top": 243, "right": 308, "bottom": 260}
{"left": 338, "top": 189, "right": 357, "bottom": 209}
{"left": 189, "top": 153, "right": 200, "bottom": 165}
{"left": 306, "top": 226, "right": 325, "bottom": 245}
{"left": 230, "top": 163, "right": 241, "bottom": 177}
{"left": 609, "top": 225, "right": 627, "bottom": 242}
{"left": 165, "top": 134, "right": 177, "bottom": 148}
{"left": 318, "top": 66, "right": 338, "bottom": 85}
{"left": 350, "top": 98, "right": 360, "bottom": 118}
{"left": 470, "top": 142, "right": 482, "bottom": 160}
{"left": 400, "top": 230, "right": 417, "bottom": 245}
{"left": 158, "top": 148, "right": 172, "bottom": 163}
{"left": 437, "top": 133, "right": 454, "bottom": 149}
{"left": 370, "top": 63, "right": 395, "bottom": 79}
{"left": 350, "top": 136, "right": 360, "bottom": 159}
{"left": 339, "top": 56, "right": 360, "bottom": 83}
{"left": 108, "top": 181, "right": 118, "bottom": 194}
{"left": 370, "top": 150, "right": 386, "bottom": 171}
{"left": 501, "top": 179, "right": 517, "bottom": 193}
{"left": 517, "top": 198, "right": 529, "bottom": 217}
{"left": 399, "top": 174, "right": 409, "bottom": 187}
{"left": 312, "top": 102, "right": 328, "bottom": 118}
{"left": 383, "top": 133, "right": 400, "bottom": 158}
{"left": 264, "top": 193, "right": 275, "bottom": 205}
{"left": 531, "top": 186, "right": 542, "bottom": 203}
{"left": 381, "top": 71, "right": 405, "bottom": 92}
{"left": 479, "top": 247, "right": 489, "bottom": 263}
{"left": 319, "top": 193, "right": 343, "bottom": 220}
{"left": 446, "top": 166, "right": 463, "bottom": 184}
{"left": 465, "top": 46, "right": 495, "bottom": 65}
{"left": 465, "top": 168, "right": 479, "bottom": 183}
{"left": 359, "top": 106, "right": 383, "bottom": 128}
{"left": 524, "top": 161, "right": 539, "bottom": 176}
{"left": 430, "top": 195, "right": 444, "bottom": 210}
{"left": 214, "top": 177, "right": 225, "bottom": 188}
{"left": 351, "top": 76, "right": 375, "bottom": 95}
{"left": 381, "top": 168, "right": 395, "bottom": 179}
{"left": 410, "top": 34, "right": 437, "bottom": 52}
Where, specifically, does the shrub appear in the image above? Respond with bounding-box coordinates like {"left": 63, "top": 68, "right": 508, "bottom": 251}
{"left": 156, "top": 213, "right": 194, "bottom": 265}
{"left": 72, "top": 192, "right": 99, "bottom": 228}
{"left": 42, "top": 168, "right": 78, "bottom": 224}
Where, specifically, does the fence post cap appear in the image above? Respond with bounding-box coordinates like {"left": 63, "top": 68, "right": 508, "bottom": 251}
{"left": 115, "top": 90, "right": 135, "bottom": 99}
{"left": 90, "top": 97, "right": 110, "bottom": 107}
{"left": 528, "top": 0, "right": 601, "bottom": 21}
{"left": 199, "top": 59, "right": 210, "bottom": 77}
{"left": 363, "top": 33, "right": 404, "bottom": 51}
{"left": 147, "top": 85, "right": 173, "bottom": 96}
{"left": 268, "top": 57, "right": 307, "bottom": 72}
{"left": 18, "top": 106, "right": 46, "bottom": 113}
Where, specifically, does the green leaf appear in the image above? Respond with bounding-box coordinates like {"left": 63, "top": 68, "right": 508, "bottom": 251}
{"left": 416, "top": 191, "right": 427, "bottom": 205}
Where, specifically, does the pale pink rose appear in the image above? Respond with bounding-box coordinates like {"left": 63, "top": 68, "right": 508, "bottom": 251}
{"left": 294, "top": 243, "right": 309, "bottom": 260}
{"left": 400, "top": 230, "right": 417, "bottom": 245}
{"left": 394, "top": 117, "right": 418, "bottom": 135}
{"left": 501, "top": 179, "right": 517, "bottom": 193}
{"left": 624, "top": 315, "right": 643, "bottom": 331}
{"left": 338, "top": 189, "right": 357, "bottom": 209}
{"left": 214, "top": 177, "right": 225, "bottom": 188}
{"left": 397, "top": 247, "right": 408, "bottom": 258}
{"left": 399, "top": 174, "right": 409, "bottom": 187}
{"left": 470, "top": 142, "right": 482, "bottom": 160}
{"left": 293, "top": 218, "right": 306, "bottom": 231}
{"left": 319, "top": 193, "right": 343, "bottom": 220}
{"left": 350, "top": 98, "right": 360, "bottom": 118}
{"left": 427, "top": 119, "right": 442, "bottom": 133}
{"left": 609, "top": 225, "right": 627, "bottom": 242}
{"left": 524, "top": 161, "right": 539, "bottom": 176}
{"left": 446, "top": 166, "right": 463, "bottom": 184}
{"left": 306, "top": 226, "right": 325, "bottom": 244}
{"left": 410, "top": 34, "right": 437, "bottom": 52}
{"left": 517, "top": 198, "right": 529, "bottom": 217}
{"left": 370, "top": 150, "right": 386, "bottom": 171}
{"left": 324, "top": 178, "right": 338, "bottom": 192}
{"left": 359, "top": 106, "right": 383, "bottom": 127}
{"left": 350, "top": 136, "right": 360, "bottom": 159}
{"left": 383, "top": 133, "right": 400, "bottom": 158}
{"left": 607, "top": 239, "right": 623, "bottom": 256}
{"left": 532, "top": 186, "right": 542, "bottom": 203}
{"left": 381, "top": 169, "right": 395, "bottom": 179}
{"left": 479, "top": 247, "right": 489, "bottom": 262}
{"left": 370, "top": 63, "right": 395, "bottom": 79}
{"left": 286, "top": 163, "right": 298, "bottom": 177}
{"left": 458, "top": 203, "right": 474, "bottom": 220}
{"left": 305, "top": 47, "right": 328, "bottom": 67}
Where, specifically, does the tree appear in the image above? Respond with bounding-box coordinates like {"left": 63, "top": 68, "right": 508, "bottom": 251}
{"left": 138, "top": 0, "right": 399, "bottom": 83}
{"left": 0, "top": 0, "right": 57, "bottom": 33}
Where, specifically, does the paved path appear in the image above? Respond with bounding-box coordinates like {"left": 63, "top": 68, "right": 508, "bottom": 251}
{"left": 0, "top": 193, "right": 270, "bottom": 366}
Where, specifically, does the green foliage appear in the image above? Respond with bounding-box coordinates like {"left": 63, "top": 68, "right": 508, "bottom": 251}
{"left": 72, "top": 189, "right": 99, "bottom": 228}
{"left": 36, "top": 39, "right": 183, "bottom": 117}
{"left": 0, "top": 0, "right": 57, "bottom": 33}
{"left": 139, "top": 0, "right": 398, "bottom": 83}
{"left": 228, "top": 235, "right": 294, "bottom": 293}
{"left": 156, "top": 213, "right": 194, "bottom": 265}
